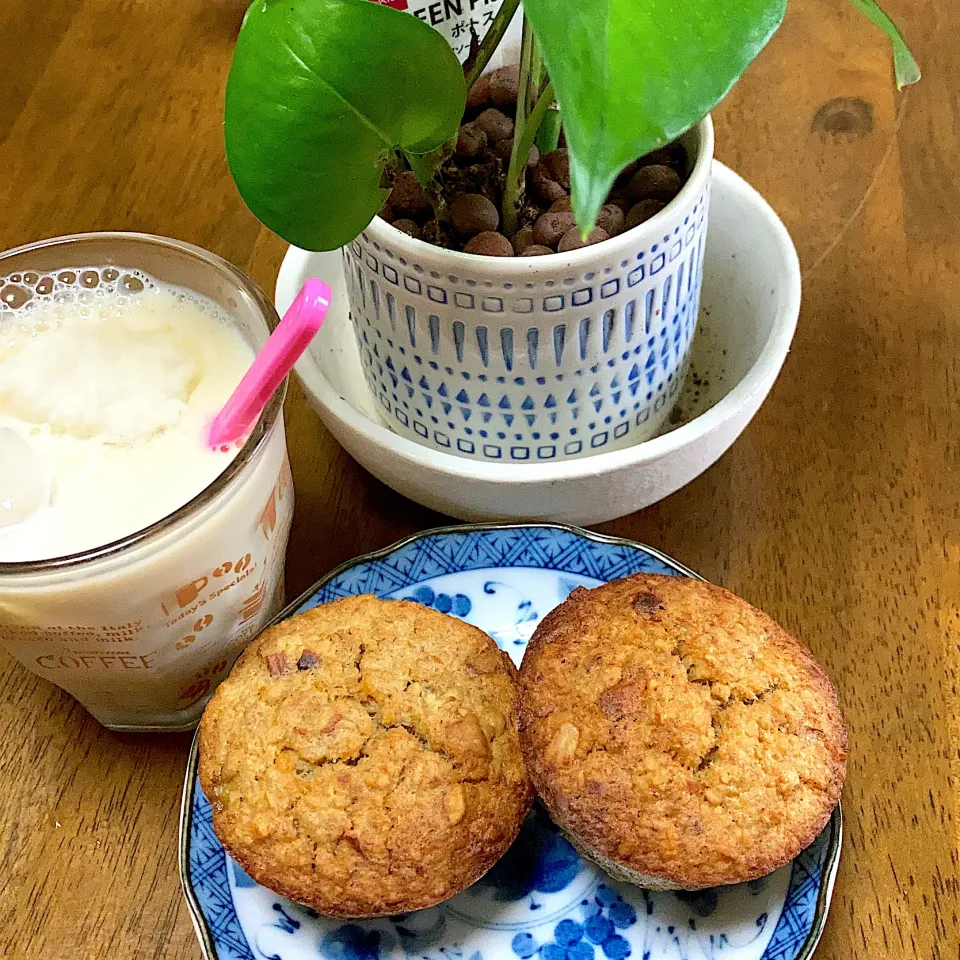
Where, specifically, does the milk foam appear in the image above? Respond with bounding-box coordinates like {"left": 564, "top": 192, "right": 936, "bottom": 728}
{"left": 0, "top": 268, "right": 254, "bottom": 561}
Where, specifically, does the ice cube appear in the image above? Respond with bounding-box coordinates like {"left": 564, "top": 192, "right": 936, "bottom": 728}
{"left": 0, "top": 427, "right": 48, "bottom": 528}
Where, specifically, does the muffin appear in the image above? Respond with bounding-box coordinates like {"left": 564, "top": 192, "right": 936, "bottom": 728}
{"left": 518, "top": 574, "right": 846, "bottom": 890}
{"left": 199, "top": 595, "right": 534, "bottom": 917}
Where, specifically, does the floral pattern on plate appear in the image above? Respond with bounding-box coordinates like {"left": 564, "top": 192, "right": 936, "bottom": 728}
{"left": 181, "top": 523, "right": 841, "bottom": 960}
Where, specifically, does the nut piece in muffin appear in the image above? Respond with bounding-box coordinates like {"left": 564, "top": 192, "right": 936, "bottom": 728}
{"left": 199, "top": 595, "right": 534, "bottom": 917}
{"left": 518, "top": 574, "right": 846, "bottom": 890}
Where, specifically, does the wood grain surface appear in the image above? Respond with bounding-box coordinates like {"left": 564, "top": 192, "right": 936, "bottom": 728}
{"left": 1, "top": 0, "right": 956, "bottom": 957}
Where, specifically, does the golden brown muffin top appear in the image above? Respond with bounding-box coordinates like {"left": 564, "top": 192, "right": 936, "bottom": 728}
{"left": 199, "top": 595, "right": 533, "bottom": 917}
{"left": 518, "top": 574, "right": 846, "bottom": 889}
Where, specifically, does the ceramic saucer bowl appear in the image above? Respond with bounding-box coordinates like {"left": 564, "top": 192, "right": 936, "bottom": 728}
{"left": 277, "top": 163, "right": 800, "bottom": 525}
{"left": 181, "top": 524, "right": 841, "bottom": 960}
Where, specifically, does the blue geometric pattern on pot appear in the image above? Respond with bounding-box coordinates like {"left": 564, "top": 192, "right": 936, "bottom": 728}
{"left": 182, "top": 525, "right": 842, "bottom": 960}
{"left": 342, "top": 183, "right": 709, "bottom": 462}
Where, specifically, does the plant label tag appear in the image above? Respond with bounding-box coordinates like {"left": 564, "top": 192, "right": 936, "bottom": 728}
{"left": 367, "top": 0, "right": 520, "bottom": 64}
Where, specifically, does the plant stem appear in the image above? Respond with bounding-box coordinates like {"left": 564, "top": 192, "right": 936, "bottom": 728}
{"left": 463, "top": 0, "right": 521, "bottom": 91}
{"left": 535, "top": 105, "right": 561, "bottom": 154}
{"left": 503, "top": 78, "right": 555, "bottom": 236}
{"left": 525, "top": 36, "right": 560, "bottom": 199}
{"left": 501, "top": 16, "right": 533, "bottom": 236}
{"left": 527, "top": 37, "right": 545, "bottom": 110}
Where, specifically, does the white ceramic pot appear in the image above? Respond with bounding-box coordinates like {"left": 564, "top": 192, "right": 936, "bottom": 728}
{"left": 341, "top": 118, "right": 714, "bottom": 464}
{"left": 278, "top": 162, "right": 801, "bottom": 526}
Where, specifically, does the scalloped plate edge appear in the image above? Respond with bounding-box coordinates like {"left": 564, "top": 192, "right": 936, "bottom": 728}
{"left": 178, "top": 521, "right": 843, "bottom": 960}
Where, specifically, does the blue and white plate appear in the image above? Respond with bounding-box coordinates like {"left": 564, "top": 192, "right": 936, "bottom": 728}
{"left": 180, "top": 523, "right": 842, "bottom": 960}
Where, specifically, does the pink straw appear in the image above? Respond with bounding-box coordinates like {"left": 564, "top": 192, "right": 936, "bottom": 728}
{"left": 209, "top": 278, "right": 331, "bottom": 449}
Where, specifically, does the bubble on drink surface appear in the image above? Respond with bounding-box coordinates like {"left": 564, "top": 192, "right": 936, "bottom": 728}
{"left": 0, "top": 265, "right": 232, "bottom": 326}
{"left": 1, "top": 285, "right": 31, "bottom": 309}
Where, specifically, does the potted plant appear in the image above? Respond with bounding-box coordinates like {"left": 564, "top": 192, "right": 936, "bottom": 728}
{"left": 223, "top": 0, "right": 917, "bottom": 463}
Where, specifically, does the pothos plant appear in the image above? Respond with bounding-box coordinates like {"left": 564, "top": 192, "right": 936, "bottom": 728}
{"left": 224, "top": 0, "right": 918, "bottom": 252}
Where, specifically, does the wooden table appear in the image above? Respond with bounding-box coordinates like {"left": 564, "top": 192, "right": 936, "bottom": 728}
{"left": 1, "top": 0, "right": 955, "bottom": 956}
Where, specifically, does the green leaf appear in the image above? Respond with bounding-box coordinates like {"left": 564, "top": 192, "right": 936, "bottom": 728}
{"left": 521, "top": 0, "right": 787, "bottom": 233}
{"left": 225, "top": 0, "right": 465, "bottom": 251}
{"left": 846, "top": 0, "right": 921, "bottom": 89}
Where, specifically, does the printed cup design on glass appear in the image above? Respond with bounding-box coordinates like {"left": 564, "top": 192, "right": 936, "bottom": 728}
{"left": 0, "top": 233, "right": 294, "bottom": 732}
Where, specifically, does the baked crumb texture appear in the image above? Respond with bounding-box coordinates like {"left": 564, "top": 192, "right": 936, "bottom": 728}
{"left": 199, "top": 595, "right": 534, "bottom": 917}
{"left": 518, "top": 574, "right": 846, "bottom": 890}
